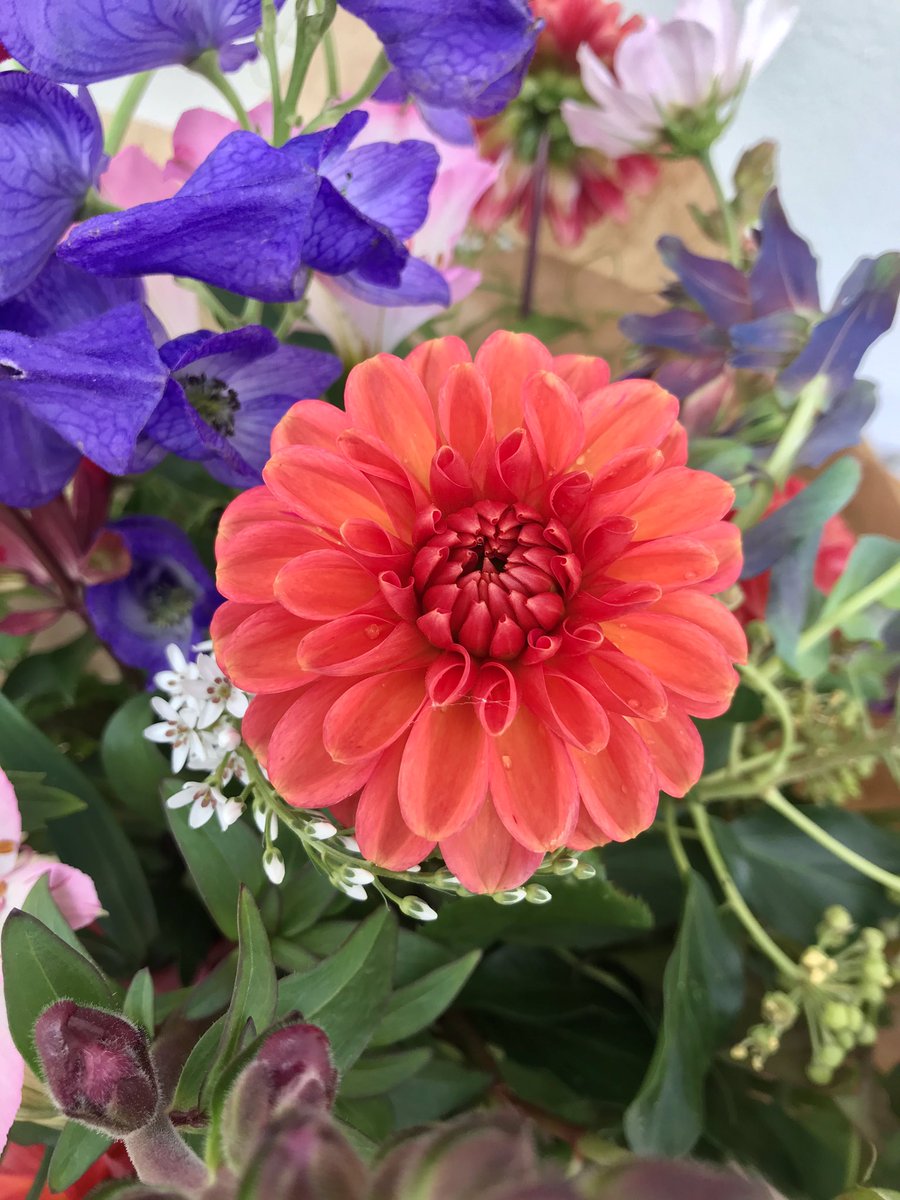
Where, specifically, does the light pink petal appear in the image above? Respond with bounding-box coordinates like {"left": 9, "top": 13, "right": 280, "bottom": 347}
{"left": 399, "top": 703, "right": 490, "bottom": 840}
{"left": 100, "top": 145, "right": 177, "bottom": 206}
{"left": 490, "top": 707, "right": 578, "bottom": 852}
{"left": 323, "top": 670, "right": 427, "bottom": 762}
{"left": 441, "top": 799, "right": 543, "bottom": 895}
{"left": 355, "top": 734, "right": 435, "bottom": 871}
{"left": 0, "top": 769, "right": 21, "bottom": 869}
{"left": 0, "top": 980, "right": 25, "bottom": 1153}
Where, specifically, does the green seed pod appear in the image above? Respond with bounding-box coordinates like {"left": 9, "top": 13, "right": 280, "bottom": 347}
{"left": 807, "top": 1063, "right": 833, "bottom": 1086}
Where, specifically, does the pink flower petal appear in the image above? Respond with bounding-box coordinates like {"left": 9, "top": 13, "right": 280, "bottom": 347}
{"left": 355, "top": 735, "right": 435, "bottom": 870}
{"left": 399, "top": 703, "right": 490, "bottom": 840}
{"left": 323, "top": 669, "right": 426, "bottom": 762}
{"left": 490, "top": 707, "right": 578, "bottom": 852}
{"left": 442, "top": 798, "right": 543, "bottom": 894}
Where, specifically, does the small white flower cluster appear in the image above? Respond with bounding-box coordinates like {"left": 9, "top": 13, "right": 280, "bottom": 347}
{"left": 144, "top": 644, "right": 251, "bottom": 832}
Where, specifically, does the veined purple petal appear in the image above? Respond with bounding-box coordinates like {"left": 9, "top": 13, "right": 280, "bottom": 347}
{"left": 0, "top": 399, "right": 81, "bottom": 508}
{"left": 749, "top": 189, "right": 820, "bottom": 317}
{"left": 415, "top": 100, "right": 474, "bottom": 145}
{"left": 161, "top": 325, "right": 278, "bottom": 374}
{"left": 85, "top": 516, "right": 219, "bottom": 674}
{"left": 342, "top": 0, "right": 539, "bottom": 116}
{"left": 0, "top": 74, "right": 104, "bottom": 302}
{"left": 0, "top": 0, "right": 285, "bottom": 83}
{"left": 301, "top": 176, "right": 406, "bottom": 283}
{"left": 619, "top": 309, "right": 726, "bottom": 356}
{"left": 337, "top": 255, "right": 450, "bottom": 308}
{"left": 730, "top": 310, "right": 810, "bottom": 370}
{"left": 659, "top": 236, "right": 751, "bottom": 328}
{"left": 0, "top": 255, "right": 141, "bottom": 337}
{"left": 322, "top": 139, "right": 439, "bottom": 241}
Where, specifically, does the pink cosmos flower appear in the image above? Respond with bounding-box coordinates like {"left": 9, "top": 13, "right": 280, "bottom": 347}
{"left": 0, "top": 769, "right": 102, "bottom": 1150}
{"left": 213, "top": 332, "right": 747, "bottom": 895}
{"left": 563, "top": 0, "right": 798, "bottom": 159}
{"left": 306, "top": 100, "right": 500, "bottom": 361}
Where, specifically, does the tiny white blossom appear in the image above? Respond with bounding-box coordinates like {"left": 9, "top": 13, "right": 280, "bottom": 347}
{"left": 339, "top": 836, "right": 360, "bottom": 854}
{"left": 263, "top": 848, "right": 286, "bottom": 885}
{"left": 144, "top": 697, "right": 204, "bottom": 773}
{"left": 306, "top": 819, "right": 337, "bottom": 840}
{"left": 190, "top": 654, "right": 250, "bottom": 728}
{"left": 342, "top": 867, "right": 375, "bottom": 887}
{"left": 153, "top": 644, "right": 200, "bottom": 711}
{"left": 336, "top": 880, "right": 368, "bottom": 902}
{"left": 167, "top": 782, "right": 243, "bottom": 831}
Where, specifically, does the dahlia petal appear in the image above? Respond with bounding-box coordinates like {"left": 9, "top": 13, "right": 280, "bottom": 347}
{"left": 215, "top": 603, "right": 312, "bottom": 692}
{"left": 552, "top": 353, "right": 610, "bottom": 402}
{"left": 521, "top": 666, "right": 610, "bottom": 753}
{"left": 692, "top": 521, "right": 743, "bottom": 593}
{"left": 567, "top": 802, "right": 611, "bottom": 851}
{"left": 323, "top": 669, "right": 426, "bottom": 762}
{"left": 523, "top": 370, "right": 585, "bottom": 474}
{"left": 606, "top": 536, "right": 719, "bottom": 591}
{"left": 659, "top": 422, "right": 689, "bottom": 467}
{"left": 242, "top": 687, "right": 308, "bottom": 765}
{"left": 379, "top": 571, "right": 419, "bottom": 621}
{"left": 580, "top": 381, "right": 679, "bottom": 472}
{"left": 216, "top": 523, "right": 331, "bottom": 604}
{"left": 628, "top": 704, "right": 704, "bottom": 797}
{"left": 210, "top": 599, "right": 259, "bottom": 644}
{"left": 472, "top": 662, "right": 519, "bottom": 735}
{"left": 425, "top": 649, "right": 474, "bottom": 706}
{"left": 298, "top": 614, "right": 434, "bottom": 675}
{"left": 399, "top": 702, "right": 490, "bottom": 839}
{"left": 336, "top": 430, "right": 422, "bottom": 539}
{"left": 216, "top": 485, "right": 296, "bottom": 539}
{"left": 581, "top": 649, "right": 668, "bottom": 722}
{"left": 488, "top": 429, "right": 543, "bottom": 500}
{"left": 355, "top": 734, "right": 435, "bottom": 870}
{"left": 570, "top": 714, "right": 658, "bottom": 841}
{"left": 429, "top": 445, "right": 475, "bottom": 510}
{"left": 650, "top": 591, "right": 749, "bottom": 665}
{"left": 269, "top": 679, "right": 375, "bottom": 808}
{"left": 474, "top": 330, "right": 553, "bottom": 439}
{"left": 602, "top": 612, "right": 738, "bottom": 711}
{"left": 275, "top": 549, "right": 381, "bottom": 619}
{"left": 624, "top": 468, "right": 734, "bottom": 539}
{"left": 490, "top": 706, "right": 578, "bottom": 852}
{"left": 271, "top": 398, "right": 352, "bottom": 452}
{"left": 437, "top": 362, "right": 495, "bottom": 474}
{"left": 344, "top": 354, "right": 437, "bottom": 486}
{"left": 264, "top": 445, "right": 396, "bottom": 532}
{"left": 405, "top": 335, "right": 472, "bottom": 414}
{"left": 441, "top": 797, "right": 543, "bottom": 894}
{"left": 340, "top": 518, "right": 414, "bottom": 574}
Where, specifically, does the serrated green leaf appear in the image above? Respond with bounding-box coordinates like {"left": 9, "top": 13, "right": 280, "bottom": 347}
{"left": 165, "top": 791, "right": 265, "bottom": 940}
{"left": 100, "top": 696, "right": 170, "bottom": 820}
{"left": 2, "top": 911, "right": 119, "bottom": 1076}
{"left": 123, "top": 968, "right": 154, "bottom": 1035}
{"left": 371, "top": 951, "right": 480, "bottom": 1047}
{"left": 624, "top": 872, "right": 743, "bottom": 1157}
{"left": 0, "top": 692, "right": 157, "bottom": 963}
{"left": 48, "top": 1123, "right": 112, "bottom": 1192}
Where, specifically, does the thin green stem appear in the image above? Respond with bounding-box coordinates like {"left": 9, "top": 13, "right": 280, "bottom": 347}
{"left": 664, "top": 799, "right": 690, "bottom": 880}
{"left": 243, "top": 298, "right": 264, "bottom": 325}
{"left": 303, "top": 51, "right": 389, "bottom": 133}
{"left": 763, "top": 786, "right": 900, "bottom": 895}
{"left": 105, "top": 71, "right": 154, "bottom": 155}
{"left": 282, "top": 0, "right": 337, "bottom": 139}
{"left": 24, "top": 1147, "right": 51, "bottom": 1200}
{"left": 765, "top": 376, "right": 829, "bottom": 489}
{"left": 323, "top": 28, "right": 340, "bottom": 100}
{"left": 697, "top": 148, "right": 741, "bottom": 268}
{"left": 191, "top": 51, "right": 252, "bottom": 130}
{"left": 174, "top": 279, "right": 243, "bottom": 330}
{"left": 260, "top": 0, "right": 285, "bottom": 142}
{"left": 690, "top": 801, "right": 800, "bottom": 979}
{"left": 739, "top": 659, "right": 796, "bottom": 779}
{"left": 797, "top": 559, "right": 900, "bottom": 656}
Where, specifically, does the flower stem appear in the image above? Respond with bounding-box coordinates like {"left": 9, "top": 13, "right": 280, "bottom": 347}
{"left": 260, "top": 0, "right": 285, "bottom": 143}
{"left": 323, "top": 28, "right": 340, "bottom": 101}
{"left": 24, "top": 1147, "right": 51, "bottom": 1200}
{"left": 192, "top": 51, "right": 252, "bottom": 130}
{"left": 125, "top": 1114, "right": 208, "bottom": 1191}
{"left": 690, "top": 801, "right": 800, "bottom": 979}
{"left": 763, "top": 786, "right": 900, "bottom": 895}
{"left": 764, "top": 375, "right": 829, "bottom": 489}
{"left": 282, "top": 0, "right": 337, "bottom": 139}
{"left": 796, "top": 559, "right": 900, "bottom": 656}
{"left": 664, "top": 798, "right": 690, "bottom": 880}
{"left": 697, "top": 148, "right": 741, "bottom": 268}
{"left": 519, "top": 124, "right": 551, "bottom": 319}
{"left": 104, "top": 71, "right": 154, "bottom": 156}
{"left": 739, "top": 659, "right": 796, "bottom": 778}
{"left": 303, "top": 51, "right": 389, "bottom": 133}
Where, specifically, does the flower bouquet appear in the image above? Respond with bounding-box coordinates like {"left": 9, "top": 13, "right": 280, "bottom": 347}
{"left": 0, "top": 2, "right": 899, "bottom": 1198}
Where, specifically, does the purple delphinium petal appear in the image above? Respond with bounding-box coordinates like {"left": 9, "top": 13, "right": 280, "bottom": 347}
{"left": 796, "top": 380, "right": 878, "bottom": 468}
{"left": 322, "top": 139, "right": 439, "bottom": 240}
{"left": 729, "top": 310, "right": 810, "bottom": 370}
{"left": 658, "top": 236, "right": 752, "bottom": 328}
{"left": 341, "top": 0, "right": 539, "bottom": 117}
{"left": 619, "top": 309, "right": 727, "bottom": 356}
{"left": 778, "top": 252, "right": 900, "bottom": 397}
{"left": 749, "top": 189, "right": 820, "bottom": 317}
{"left": 85, "top": 516, "right": 219, "bottom": 674}
{"left": 0, "top": 255, "right": 142, "bottom": 337}
{"left": 0, "top": 401, "right": 81, "bottom": 510}
{"left": 373, "top": 73, "right": 475, "bottom": 143}
{"left": 0, "top": 0, "right": 285, "bottom": 83}
{"left": 337, "top": 255, "right": 450, "bottom": 308}
{"left": 0, "top": 74, "right": 105, "bottom": 302}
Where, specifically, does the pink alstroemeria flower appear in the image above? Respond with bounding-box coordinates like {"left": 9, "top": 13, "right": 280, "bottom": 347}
{"left": 563, "top": 0, "right": 797, "bottom": 159}
{"left": 306, "top": 100, "right": 500, "bottom": 362}
{"left": 0, "top": 768, "right": 102, "bottom": 1150}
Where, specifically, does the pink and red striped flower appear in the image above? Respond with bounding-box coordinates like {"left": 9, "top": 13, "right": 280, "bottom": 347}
{"left": 213, "top": 333, "right": 746, "bottom": 894}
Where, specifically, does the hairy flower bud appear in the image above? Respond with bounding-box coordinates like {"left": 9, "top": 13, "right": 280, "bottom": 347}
{"left": 34, "top": 1001, "right": 159, "bottom": 1135}
{"left": 587, "top": 1158, "right": 782, "bottom": 1200}
{"left": 238, "top": 1110, "right": 368, "bottom": 1200}
{"left": 221, "top": 1022, "right": 337, "bottom": 1173}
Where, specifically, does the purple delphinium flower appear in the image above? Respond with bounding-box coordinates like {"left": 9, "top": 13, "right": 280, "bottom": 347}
{"left": 61, "top": 111, "right": 449, "bottom": 307}
{"left": 85, "top": 516, "right": 219, "bottom": 674}
{"left": 0, "top": 256, "right": 168, "bottom": 508}
{"left": 0, "top": 0, "right": 286, "bottom": 81}
{"left": 342, "top": 0, "right": 539, "bottom": 131}
{"left": 0, "top": 74, "right": 106, "bottom": 302}
{"left": 135, "top": 325, "right": 342, "bottom": 486}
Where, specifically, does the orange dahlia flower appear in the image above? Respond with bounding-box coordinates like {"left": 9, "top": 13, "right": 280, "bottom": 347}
{"left": 212, "top": 333, "right": 747, "bottom": 894}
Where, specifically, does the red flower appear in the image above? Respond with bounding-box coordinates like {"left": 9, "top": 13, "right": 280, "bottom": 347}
{"left": 532, "top": 0, "right": 644, "bottom": 70}
{"left": 739, "top": 478, "right": 856, "bottom": 624}
{"left": 0, "top": 1142, "right": 130, "bottom": 1199}
{"left": 0, "top": 44, "right": 9, "bottom": 65}
{"left": 213, "top": 333, "right": 746, "bottom": 894}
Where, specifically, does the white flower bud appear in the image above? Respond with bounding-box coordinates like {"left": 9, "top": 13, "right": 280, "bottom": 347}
{"left": 263, "top": 848, "right": 286, "bottom": 885}
{"left": 399, "top": 896, "right": 438, "bottom": 922}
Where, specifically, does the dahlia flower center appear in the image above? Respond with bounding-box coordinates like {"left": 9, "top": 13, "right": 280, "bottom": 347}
{"left": 180, "top": 372, "right": 240, "bottom": 437}
{"left": 413, "top": 500, "right": 574, "bottom": 660}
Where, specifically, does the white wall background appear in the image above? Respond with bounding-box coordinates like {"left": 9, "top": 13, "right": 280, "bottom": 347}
{"left": 75, "top": 1, "right": 900, "bottom": 461}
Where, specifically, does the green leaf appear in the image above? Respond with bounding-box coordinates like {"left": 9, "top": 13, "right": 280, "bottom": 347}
{"left": 840, "top": 1191, "right": 900, "bottom": 1200}
{"left": 389, "top": 1059, "right": 491, "bottom": 1127}
{"left": 278, "top": 910, "right": 396, "bottom": 1071}
{"left": 0, "top": 692, "right": 157, "bottom": 961}
{"left": 123, "top": 968, "right": 154, "bottom": 1035}
{"left": 624, "top": 872, "right": 743, "bottom": 1156}
{"left": 48, "top": 1123, "right": 112, "bottom": 1192}
{"left": 21, "top": 874, "right": 97, "bottom": 959}
{"left": 428, "top": 873, "right": 652, "bottom": 950}
{"left": 3, "top": 633, "right": 95, "bottom": 710}
{"left": 688, "top": 438, "right": 754, "bottom": 481}
{"left": 715, "top": 808, "right": 900, "bottom": 944}
{"left": 172, "top": 1017, "right": 225, "bottom": 1111}
{"left": 818, "top": 535, "right": 900, "bottom": 639}
{"left": 216, "top": 888, "right": 277, "bottom": 1075}
{"left": 7, "top": 772, "right": 86, "bottom": 832}
{"left": 165, "top": 791, "right": 265, "bottom": 940}
{"left": 371, "top": 951, "right": 480, "bottom": 1046}
{"left": 2, "top": 911, "right": 119, "bottom": 1076}
{"left": 100, "top": 696, "right": 170, "bottom": 820}
{"left": 340, "top": 1048, "right": 432, "bottom": 1099}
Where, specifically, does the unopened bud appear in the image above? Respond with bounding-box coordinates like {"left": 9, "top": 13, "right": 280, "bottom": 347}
{"left": 263, "top": 847, "right": 286, "bottom": 885}
{"left": 822, "top": 905, "right": 854, "bottom": 935}
{"left": 239, "top": 1110, "right": 367, "bottom": 1200}
{"left": 807, "top": 1063, "right": 833, "bottom": 1086}
{"left": 492, "top": 888, "right": 526, "bottom": 905}
{"left": 34, "top": 1002, "right": 159, "bottom": 1135}
{"left": 817, "top": 1043, "right": 844, "bottom": 1069}
{"left": 762, "top": 991, "right": 798, "bottom": 1027}
{"left": 861, "top": 927, "right": 887, "bottom": 952}
{"left": 574, "top": 862, "right": 596, "bottom": 880}
{"left": 399, "top": 896, "right": 438, "bottom": 922}
{"left": 589, "top": 1157, "right": 783, "bottom": 1200}
{"left": 858, "top": 1022, "right": 878, "bottom": 1046}
{"left": 524, "top": 884, "right": 552, "bottom": 905}
{"left": 221, "top": 1023, "right": 337, "bottom": 1174}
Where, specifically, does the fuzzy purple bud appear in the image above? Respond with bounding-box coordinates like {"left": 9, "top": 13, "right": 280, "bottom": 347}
{"left": 238, "top": 1110, "right": 368, "bottom": 1200}
{"left": 34, "top": 1001, "right": 159, "bottom": 1135}
{"left": 588, "top": 1159, "right": 782, "bottom": 1200}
